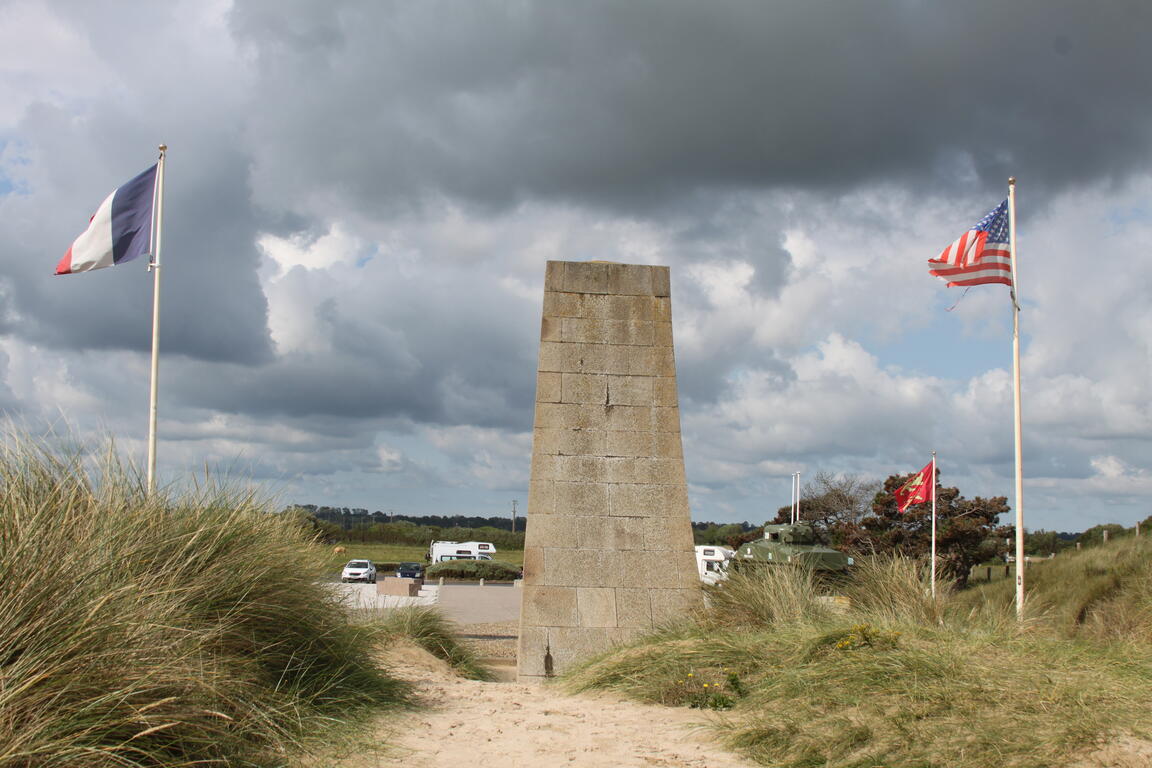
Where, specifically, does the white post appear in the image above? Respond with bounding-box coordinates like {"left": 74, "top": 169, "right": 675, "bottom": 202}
{"left": 792, "top": 472, "right": 801, "bottom": 525}
{"left": 789, "top": 473, "right": 795, "bottom": 523}
{"left": 1008, "top": 176, "right": 1025, "bottom": 620}
{"left": 930, "top": 451, "right": 937, "bottom": 600}
{"left": 146, "top": 144, "right": 167, "bottom": 496}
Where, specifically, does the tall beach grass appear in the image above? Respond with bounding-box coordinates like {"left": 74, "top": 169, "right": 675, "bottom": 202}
{"left": 567, "top": 552, "right": 1152, "bottom": 768}
{"left": 0, "top": 433, "right": 403, "bottom": 767}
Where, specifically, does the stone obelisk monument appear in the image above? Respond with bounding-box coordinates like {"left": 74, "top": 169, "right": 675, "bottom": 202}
{"left": 517, "top": 261, "right": 700, "bottom": 680}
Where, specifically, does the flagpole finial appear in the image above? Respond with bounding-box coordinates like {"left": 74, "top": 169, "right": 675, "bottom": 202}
{"left": 1008, "top": 176, "right": 1016, "bottom": 185}
{"left": 158, "top": 144, "right": 167, "bottom": 153}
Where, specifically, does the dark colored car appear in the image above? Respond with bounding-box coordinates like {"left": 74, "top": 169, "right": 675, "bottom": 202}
{"left": 396, "top": 562, "right": 423, "bottom": 579}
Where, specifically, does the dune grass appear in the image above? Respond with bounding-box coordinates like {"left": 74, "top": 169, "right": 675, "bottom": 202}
{"left": 0, "top": 433, "right": 405, "bottom": 767}
{"left": 566, "top": 553, "right": 1152, "bottom": 768}
{"left": 956, "top": 536, "right": 1152, "bottom": 640}
{"left": 372, "top": 606, "right": 492, "bottom": 681}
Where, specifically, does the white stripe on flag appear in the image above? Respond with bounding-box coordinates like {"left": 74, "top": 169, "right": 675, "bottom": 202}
{"left": 65, "top": 189, "right": 118, "bottom": 272}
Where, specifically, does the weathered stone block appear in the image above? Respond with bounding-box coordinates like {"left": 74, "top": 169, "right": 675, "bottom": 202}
{"left": 527, "top": 479, "right": 556, "bottom": 515}
{"left": 606, "top": 405, "right": 652, "bottom": 432}
{"left": 525, "top": 515, "right": 579, "bottom": 547}
{"left": 577, "top": 587, "right": 618, "bottom": 627}
{"left": 652, "top": 296, "right": 672, "bottom": 322}
{"left": 544, "top": 261, "right": 565, "bottom": 290}
{"left": 605, "top": 430, "right": 655, "bottom": 458}
{"left": 606, "top": 345, "right": 656, "bottom": 376}
{"left": 378, "top": 578, "right": 421, "bottom": 596}
{"left": 606, "top": 263, "right": 653, "bottom": 296}
{"left": 536, "top": 372, "right": 562, "bottom": 403}
{"left": 648, "top": 457, "right": 686, "bottom": 486}
{"left": 516, "top": 625, "right": 551, "bottom": 676}
{"left": 545, "top": 627, "right": 622, "bottom": 670}
{"left": 607, "top": 375, "right": 655, "bottom": 407}
{"left": 539, "top": 403, "right": 604, "bottom": 431}
{"left": 576, "top": 515, "right": 645, "bottom": 550}
{"left": 561, "top": 373, "right": 607, "bottom": 404}
{"left": 652, "top": 266, "right": 671, "bottom": 297}
{"left": 653, "top": 406, "right": 681, "bottom": 434}
{"left": 563, "top": 261, "right": 611, "bottom": 294}
{"left": 521, "top": 546, "right": 544, "bottom": 582}
{"left": 650, "top": 588, "right": 700, "bottom": 623}
{"left": 556, "top": 455, "right": 609, "bottom": 484}
{"left": 605, "top": 456, "right": 654, "bottom": 484}
{"left": 654, "top": 377, "right": 678, "bottom": 406}
{"left": 653, "top": 432, "right": 684, "bottom": 459}
{"left": 641, "top": 516, "right": 693, "bottom": 551}
{"left": 522, "top": 585, "right": 579, "bottom": 627}
{"left": 615, "top": 588, "right": 654, "bottom": 628}
{"left": 607, "top": 483, "right": 663, "bottom": 517}
{"left": 653, "top": 321, "right": 674, "bottom": 347}
{"left": 557, "top": 429, "right": 607, "bottom": 456}
{"left": 541, "top": 315, "right": 562, "bottom": 342}
{"left": 542, "top": 290, "right": 583, "bottom": 319}
{"left": 555, "top": 481, "right": 609, "bottom": 516}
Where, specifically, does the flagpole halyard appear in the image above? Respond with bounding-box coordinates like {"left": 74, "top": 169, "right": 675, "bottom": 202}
{"left": 1008, "top": 176, "right": 1025, "bottom": 620}
{"left": 146, "top": 144, "right": 166, "bottom": 496}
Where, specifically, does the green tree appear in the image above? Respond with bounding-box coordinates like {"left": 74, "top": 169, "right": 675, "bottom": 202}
{"left": 860, "top": 471, "right": 1010, "bottom": 589}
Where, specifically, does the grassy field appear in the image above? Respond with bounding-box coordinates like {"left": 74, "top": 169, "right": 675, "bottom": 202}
{"left": 321, "top": 541, "right": 524, "bottom": 574}
{"left": 566, "top": 546, "right": 1152, "bottom": 768}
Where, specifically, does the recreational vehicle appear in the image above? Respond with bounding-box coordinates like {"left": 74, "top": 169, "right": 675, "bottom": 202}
{"left": 695, "top": 545, "right": 734, "bottom": 584}
{"left": 429, "top": 540, "right": 497, "bottom": 563}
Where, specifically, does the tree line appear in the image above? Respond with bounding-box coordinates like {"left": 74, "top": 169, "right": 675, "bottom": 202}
{"left": 283, "top": 505, "right": 526, "bottom": 550}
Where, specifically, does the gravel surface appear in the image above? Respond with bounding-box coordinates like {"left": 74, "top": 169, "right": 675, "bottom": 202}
{"left": 459, "top": 620, "right": 518, "bottom": 660}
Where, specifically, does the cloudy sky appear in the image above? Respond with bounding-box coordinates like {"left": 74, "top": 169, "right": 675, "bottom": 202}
{"left": 2, "top": 0, "right": 1150, "bottom": 532}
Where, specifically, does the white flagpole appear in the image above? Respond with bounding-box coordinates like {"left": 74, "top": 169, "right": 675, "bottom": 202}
{"left": 146, "top": 144, "right": 167, "bottom": 495}
{"left": 1008, "top": 176, "right": 1025, "bottom": 620}
{"left": 930, "top": 451, "right": 937, "bottom": 600}
{"left": 795, "top": 472, "right": 801, "bottom": 523}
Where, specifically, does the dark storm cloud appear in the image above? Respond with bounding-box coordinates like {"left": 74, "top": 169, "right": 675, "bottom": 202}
{"left": 0, "top": 103, "right": 274, "bottom": 365}
{"left": 165, "top": 260, "right": 540, "bottom": 429}
{"left": 232, "top": 0, "right": 1152, "bottom": 218}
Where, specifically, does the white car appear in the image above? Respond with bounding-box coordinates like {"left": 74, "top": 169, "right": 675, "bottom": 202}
{"left": 341, "top": 559, "right": 377, "bottom": 583}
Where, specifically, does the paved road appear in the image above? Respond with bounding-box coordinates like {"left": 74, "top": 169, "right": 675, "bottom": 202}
{"left": 436, "top": 583, "right": 521, "bottom": 624}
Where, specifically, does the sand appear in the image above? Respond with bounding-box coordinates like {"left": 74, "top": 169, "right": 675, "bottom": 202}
{"left": 318, "top": 639, "right": 758, "bottom": 767}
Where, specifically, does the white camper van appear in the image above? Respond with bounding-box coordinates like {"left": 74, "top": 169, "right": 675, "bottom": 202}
{"left": 429, "top": 540, "right": 497, "bottom": 563}
{"left": 695, "top": 545, "right": 734, "bottom": 584}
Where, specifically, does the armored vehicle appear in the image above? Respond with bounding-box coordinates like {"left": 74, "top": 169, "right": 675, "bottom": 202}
{"left": 736, "top": 523, "right": 853, "bottom": 572}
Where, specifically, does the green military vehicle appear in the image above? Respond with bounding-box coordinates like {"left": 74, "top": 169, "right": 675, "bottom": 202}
{"left": 736, "top": 522, "right": 853, "bottom": 572}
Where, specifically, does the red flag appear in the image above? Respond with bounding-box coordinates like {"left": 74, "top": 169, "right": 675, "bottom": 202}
{"left": 894, "top": 461, "right": 934, "bottom": 513}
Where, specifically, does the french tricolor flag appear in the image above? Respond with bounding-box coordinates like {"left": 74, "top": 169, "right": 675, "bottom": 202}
{"left": 56, "top": 164, "right": 157, "bottom": 275}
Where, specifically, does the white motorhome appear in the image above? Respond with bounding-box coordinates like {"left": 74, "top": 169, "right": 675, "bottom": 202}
{"left": 429, "top": 540, "right": 497, "bottom": 563}
{"left": 695, "top": 545, "right": 734, "bottom": 584}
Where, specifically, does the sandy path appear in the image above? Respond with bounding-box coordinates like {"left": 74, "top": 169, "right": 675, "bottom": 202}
{"left": 331, "top": 642, "right": 758, "bottom": 768}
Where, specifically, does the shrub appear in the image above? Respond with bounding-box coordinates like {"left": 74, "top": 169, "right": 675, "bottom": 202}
{"left": 425, "top": 559, "right": 522, "bottom": 581}
{"left": 0, "top": 432, "right": 403, "bottom": 767}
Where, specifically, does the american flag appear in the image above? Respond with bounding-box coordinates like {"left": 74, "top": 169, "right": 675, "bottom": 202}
{"left": 928, "top": 200, "right": 1013, "bottom": 287}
